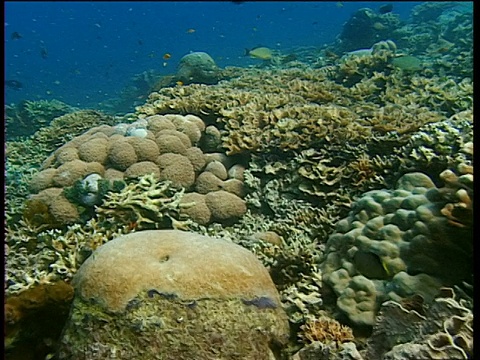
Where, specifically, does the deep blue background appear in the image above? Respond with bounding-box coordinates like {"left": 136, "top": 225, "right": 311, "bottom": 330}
{"left": 5, "top": 1, "right": 422, "bottom": 109}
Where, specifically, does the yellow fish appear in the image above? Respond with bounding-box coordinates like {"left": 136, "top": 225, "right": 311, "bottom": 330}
{"left": 245, "top": 46, "right": 273, "bottom": 60}
{"left": 373, "top": 22, "right": 386, "bottom": 31}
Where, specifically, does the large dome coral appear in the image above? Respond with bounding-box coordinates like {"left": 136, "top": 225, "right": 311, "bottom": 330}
{"left": 57, "top": 230, "right": 289, "bottom": 359}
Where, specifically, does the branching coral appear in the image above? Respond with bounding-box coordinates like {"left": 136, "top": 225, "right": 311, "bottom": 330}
{"left": 96, "top": 174, "right": 191, "bottom": 231}
{"left": 299, "top": 315, "right": 354, "bottom": 346}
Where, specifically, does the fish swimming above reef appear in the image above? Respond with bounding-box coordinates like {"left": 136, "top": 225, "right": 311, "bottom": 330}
{"left": 378, "top": 4, "right": 393, "bottom": 14}
{"left": 11, "top": 31, "right": 23, "bottom": 40}
{"left": 40, "top": 46, "right": 48, "bottom": 59}
{"left": 245, "top": 46, "right": 273, "bottom": 60}
{"left": 391, "top": 55, "right": 423, "bottom": 71}
{"left": 5, "top": 80, "right": 23, "bottom": 90}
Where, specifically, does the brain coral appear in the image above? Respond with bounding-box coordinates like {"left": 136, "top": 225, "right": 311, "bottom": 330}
{"left": 25, "top": 114, "right": 248, "bottom": 228}
{"left": 320, "top": 170, "right": 473, "bottom": 326}
{"left": 57, "top": 230, "right": 289, "bottom": 359}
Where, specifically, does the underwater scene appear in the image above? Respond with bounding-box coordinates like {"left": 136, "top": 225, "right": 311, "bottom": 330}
{"left": 4, "top": 1, "right": 473, "bottom": 359}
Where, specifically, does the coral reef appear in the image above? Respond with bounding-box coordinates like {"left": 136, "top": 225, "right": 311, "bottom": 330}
{"left": 5, "top": 99, "right": 75, "bottom": 140}
{"left": 137, "top": 49, "right": 471, "bottom": 158}
{"left": 335, "top": 8, "right": 402, "bottom": 53}
{"left": 5, "top": 110, "right": 117, "bottom": 225}
{"left": 57, "top": 230, "right": 290, "bottom": 359}
{"left": 395, "top": 110, "right": 473, "bottom": 181}
{"left": 4, "top": 4, "right": 473, "bottom": 359}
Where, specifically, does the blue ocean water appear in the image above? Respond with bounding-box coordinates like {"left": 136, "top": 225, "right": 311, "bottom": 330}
{"left": 5, "top": 1, "right": 423, "bottom": 109}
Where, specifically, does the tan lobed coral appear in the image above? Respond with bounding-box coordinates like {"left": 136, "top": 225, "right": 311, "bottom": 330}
{"left": 57, "top": 230, "right": 290, "bottom": 359}
{"left": 22, "top": 114, "right": 247, "bottom": 228}
{"left": 319, "top": 169, "right": 473, "bottom": 327}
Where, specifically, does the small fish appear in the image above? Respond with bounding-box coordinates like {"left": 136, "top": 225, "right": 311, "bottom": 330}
{"left": 138, "top": 39, "right": 143, "bottom": 45}
{"left": 148, "top": 52, "right": 156, "bottom": 58}
{"left": 5, "top": 80, "right": 23, "bottom": 90}
{"left": 336, "top": 2, "right": 344, "bottom": 8}
{"left": 245, "top": 46, "right": 273, "bottom": 60}
{"left": 242, "top": 296, "right": 277, "bottom": 309}
{"left": 11, "top": 31, "right": 23, "bottom": 40}
{"left": 378, "top": 4, "right": 393, "bottom": 14}
{"left": 186, "top": 28, "right": 196, "bottom": 34}
{"left": 147, "top": 289, "right": 177, "bottom": 300}
{"left": 325, "top": 49, "right": 339, "bottom": 59}
{"left": 162, "top": 53, "right": 171, "bottom": 60}
{"left": 40, "top": 46, "right": 48, "bottom": 59}
{"left": 176, "top": 81, "right": 184, "bottom": 86}
{"left": 373, "top": 22, "right": 387, "bottom": 31}
{"left": 391, "top": 55, "right": 423, "bottom": 72}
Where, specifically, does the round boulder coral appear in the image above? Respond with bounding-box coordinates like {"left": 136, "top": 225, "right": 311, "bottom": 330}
{"left": 179, "top": 192, "right": 211, "bottom": 225}
{"left": 195, "top": 171, "right": 225, "bottom": 194}
{"left": 185, "top": 146, "right": 206, "bottom": 173}
{"left": 156, "top": 134, "right": 188, "bottom": 155}
{"left": 124, "top": 161, "right": 160, "bottom": 180}
{"left": 52, "top": 159, "right": 89, "bottom": 187}
{"left": 27, "top": 188, "right": 80, "bottom": 226}
{"left": 176, "top": 52, "right": 220, "bottom": 85}
{"left": 107, "top": 140, "right": 138, "bottom": 171}
{"left": 57, "top": 230, "right": 289, "bottom": 359}
{"left": 78, "top": 137, "right": 108, "bottom": 164}
{"left": 126, "top": 137, "right": 159, "bottom": 162}
{"left": 29, "top": 168, "right": 57, "bottom": 193}
{"left": 156, "top": 153, "right": 195, "bottom": 189}
{"left": 205, "top": 190, "right": 247, "bottom": 223}
{"left": 54, "top": 146, "right": 79, "bottom": 165}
